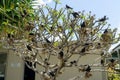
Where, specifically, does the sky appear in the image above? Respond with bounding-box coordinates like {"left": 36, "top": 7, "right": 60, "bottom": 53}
{"left": 35, "top": 0, "right": 120, "bottom": 51}
{"left": 37, "top": 0, "right": 120, "bottom": 28}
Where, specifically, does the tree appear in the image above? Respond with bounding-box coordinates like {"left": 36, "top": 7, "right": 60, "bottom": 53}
{"left": 0, "top": 0, "right": 120, "bottom": 80}
{"left": 0, "top": 0, "right": 35, "bottom": 39}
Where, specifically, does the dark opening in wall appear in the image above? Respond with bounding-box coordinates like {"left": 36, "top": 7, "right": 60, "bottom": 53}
{"left": 24, "top": 61, "right": 35, "bottom": 80}
{"left": 0, "top": 53, "right": 7, "bottom": 80}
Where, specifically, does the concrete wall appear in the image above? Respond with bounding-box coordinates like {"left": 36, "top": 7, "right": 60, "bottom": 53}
{"left": 5, "top": 50, "right": 24, "bottom": 80}
{"left": 35, "top": 54, "right": 107, "bottom": 80}
{"left": 0, "top": 49, "right": 108, "bottom": 80}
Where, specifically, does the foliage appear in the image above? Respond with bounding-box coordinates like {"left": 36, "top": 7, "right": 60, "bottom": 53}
{"left": 107, "top": 59, "right": 120, "bottom": 80}
{"left": 107, "top": 68, "right": 120, "bottom": 80}
{"left": 0, "top": 0, "right": 35, "bottom": 39}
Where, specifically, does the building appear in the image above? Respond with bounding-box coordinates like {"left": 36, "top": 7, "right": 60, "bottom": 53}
{"left": 0, "top": 48, "right": 108, "bottom": 80}
{"left": 106, "top": 44, "right": 120, "bottom": 80}
{"left": 110, "top": 43, "right": 120, "bottom": 65}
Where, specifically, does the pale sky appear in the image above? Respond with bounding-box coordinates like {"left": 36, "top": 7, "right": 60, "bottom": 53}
{"left": 36, "top": 0, "right": 120, "bottom": 51}
{"left": 39, "top": 0, "right": 120, "bottom": 30}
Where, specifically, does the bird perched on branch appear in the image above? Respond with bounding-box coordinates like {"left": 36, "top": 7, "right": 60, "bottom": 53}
{"left": 79, "top": 65, "right": 91, "bottom": 72}
{"left": 107, "top": 59, "right": 118, "bottom": 70}
{"left": 70, "top": 60, "right": 77, "bottom": 66}
{"left": 26, "top": 45, "right": 32, "bottom": 51}
{"left": 97, "top": 16, "right": 108, "bottom": 22}
{"left": 80, "top": 47, "right": 86, "bottom": 53}
{"left": 100, "top": 52, "right": 104, "bottom": 56}
{"left": 72, "top": 12, "right": 79, "bottom": 18}
{"left": 96, "top": 43, "right": 101, "bottom": 49}
{"left": 80, "top": 21, "right": 92, "bottom": 41}
{"left": 104, "top": 29, "right": 108, "bottom": 33}
{"left": 85, "top": 65, "right": 92, "bottom": 78}
{"left": 101, "top": 29, "right": 112, "bottom": 43}
{"left": 102, "top": 29, "right": 110, "bottom": 40}
{"left": 110, "top": 59, "right": 115, "bottom": 63}
{"left": 81, "top": 21, "right": 86, "bottom": 28}
{"left": 58, "top": 51, "right": 64, "bottom": 59}
{"left": 66, "top": 5, "right": 73, "bottom": 9}
{"left": 29, "top": 33, "right": 34, "bottom": 36}
{"left": 7, "top": 33, "right": 14, "bottom": 45}
{"left": 80, "top": 44, "right": 90, "bottom": 54}
{"left": 29, "top": 33, "right": 35, "bottom": 39}
{"left": 85, "top": 65, "right": 91, "bottom": 72}
{"left": 48, "top": 71, "right": 55, "bottom": 77}
{"left": 7, "top": 33, "right": 14, "bottom": 38}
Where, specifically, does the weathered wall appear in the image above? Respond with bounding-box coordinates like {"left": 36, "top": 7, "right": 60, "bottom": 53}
{"left": 5, "top": 50, "right": 24, "bottom": 80}
{"left": 36, "top": 54, "right": 108, "bottom": 80}
{"left": 0, "top": 49, "right": 108, "bottom": 80}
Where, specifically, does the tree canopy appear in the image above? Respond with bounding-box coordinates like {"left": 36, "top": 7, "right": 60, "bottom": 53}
{"left": 0, "top": 0, "right": 120, "bottom": 80}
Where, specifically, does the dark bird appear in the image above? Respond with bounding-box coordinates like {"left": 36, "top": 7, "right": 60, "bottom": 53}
{"left": 100, "top": 52, "right": 104, "bottom": 56}
{"left": 41, "top": 25, "right": 44, "bottom": 27}
{"left": 66, "top": 5, "right": 73, "bottom": 9}
{"left": 110, "top": 59, "right": 115, "bottom": 63}
{"left": 101, "top": 59, "right": 105, "bottom": 66}
{"left": 70, "top": 61, "right": 74, "bottom": 64}
{"left": 98, "top": 16, "right": 108, "bottom": 22}
{"left": 8, "top": 33, "right": 11, "bottom": 38}
{"left": 58, "top": 51, "right": 64, "bottom": 58}
{"left": 72, "top": 12, "right": 79, "bottom": 18}
{"left": 104, "top": 29, "right": 108, "bottom": 33}
{"left": 49, "top": 27, "right": 54, "bottom": 32}
{"left": 85, "top": 65, "right": 91, "bottom": 72}
{"left": 46, "top": 62, "right": 50, "bottom": 65}
{"left": 29, "top": 33, "right": 34, "bottom": 35}
{"left": 85, "top": 69, "right": 92, "bottom": 78}
{"left": 96, "top": 43, "right": 101, "bottom": 49}
{"left": 70, "top": 60, "right": 76, "bottom": 64}
{"left": 70, "top": 60, "right": 77, "bottom": 66}
{"left": 48, "top": 68, "right": 58, "bottom": 77}
{"left": 81, "top": 21, "right": 86, "bottom": 28}
{"left": 80, "top": 47, "right": 86, "bottom": 53}
{"left": 49, "top": 71, "right": 55, "bottom": 77}
{"left": 23, "top": 10, "right": 27, "bottom": 15}
{"left": 7, "top": 33, "right": 14, "bottom": 38}
{"left": 73, "top": 60, "right": 77, "bottom": 63}
{"left": 44, "top": 37, "right": 51, "bottom": 43}
{"left": 98, "top": 43, "right": 101, "bottom": 46}
{"left": 84, "top": 43, "right": 89, "bottom": 46}
{"left": 26, "top": 45, "right": 32, "bottom": 51}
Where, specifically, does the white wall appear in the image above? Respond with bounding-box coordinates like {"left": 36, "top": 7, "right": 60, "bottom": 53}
{"left": 35, "top": 54, "right": 107, "bottom": 80}
{"left": 5, "top": 50, "right": 24, "bottom": 80}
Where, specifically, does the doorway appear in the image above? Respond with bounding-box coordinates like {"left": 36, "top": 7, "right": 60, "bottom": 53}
{"left": 0, "top": 53, "right": 7, "bottom": 80}
{"left": 24, "top": 61, "right": 35, "bottom": 80}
